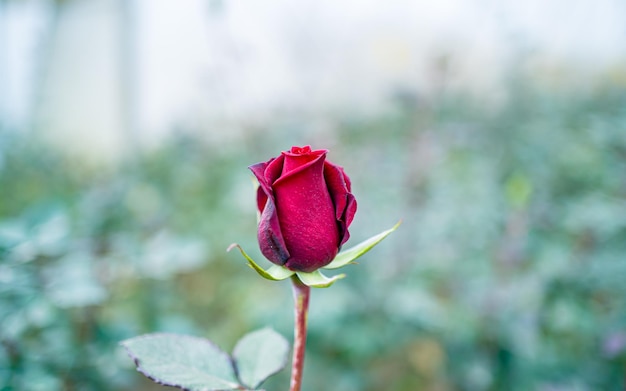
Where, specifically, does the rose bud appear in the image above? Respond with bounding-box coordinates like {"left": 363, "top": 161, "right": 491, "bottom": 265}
{"left": 249, "top": 146, "right": 357, "bottom": 273}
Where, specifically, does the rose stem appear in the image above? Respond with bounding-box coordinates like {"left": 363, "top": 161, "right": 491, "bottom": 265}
{"left": 289, "top": 275, "right": 311, "bottom": 391}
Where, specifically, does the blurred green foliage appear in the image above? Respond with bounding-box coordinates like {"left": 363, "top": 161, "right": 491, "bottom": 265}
{"left": 1, "top": 78, "right": 626, "bottom": 391}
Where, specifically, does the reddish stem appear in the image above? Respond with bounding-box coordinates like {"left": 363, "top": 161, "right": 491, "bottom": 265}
{"left": 289, "top": 275, "right": 310, "bottom": 391}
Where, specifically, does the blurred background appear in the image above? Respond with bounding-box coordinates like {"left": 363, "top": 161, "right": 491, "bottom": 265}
{"left": 1, "top": 0, "right": 626, "bottom": 390}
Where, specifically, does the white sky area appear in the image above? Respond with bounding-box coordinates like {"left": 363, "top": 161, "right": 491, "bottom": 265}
{"left": 0, "top": 0, "right": 624, "bottom": 159}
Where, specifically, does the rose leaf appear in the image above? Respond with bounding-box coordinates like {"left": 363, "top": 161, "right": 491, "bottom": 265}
{"left": 232, "top": 328, "right": 289, "bottom": 389}
{"left": 121, "top": 333, "right": 244, "bottom": 391}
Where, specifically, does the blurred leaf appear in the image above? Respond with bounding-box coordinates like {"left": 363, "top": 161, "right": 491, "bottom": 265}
{"left": 45, "top": 253, "right": 107, "bottom": 308}
{"left": 0, "top": 220, "right": 28, "bottom": 249}
{"left": 138, "top": 231, "right": 208, "bottom": 279}
{"left": 232, "top": 328, "right": 289, "bottom": 389}
{"left": 505, "top": 172, "right": 532, "bottom": 208}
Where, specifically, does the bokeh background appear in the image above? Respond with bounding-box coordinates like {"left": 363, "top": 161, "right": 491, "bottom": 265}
{"left": 2, "top": 0, "right": 626, "bottom": 390}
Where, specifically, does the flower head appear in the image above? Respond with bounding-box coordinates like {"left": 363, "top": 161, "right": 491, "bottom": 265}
{"left": 249, "top": 146, "right": 357, "bottom": 272}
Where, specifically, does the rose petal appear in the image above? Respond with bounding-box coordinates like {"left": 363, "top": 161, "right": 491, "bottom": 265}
{"left": 257, "top": 198, "right": 290, "bottom": 265}
{"left": 340, "top": 166, "right": 352, "bottom": 192}
{"left": 323, "top": 161, "right": 349, "bottom": 221}
{"left": 282, "top": 147, "right": 327, "bottom": 176}
{"left": 265, "top": 155, "right": 284, "bottom": 185}
{"left": 273, "top": 152, "right": 340, "bottom": 272}
{"left": 256, "top": 187, "right": 268, "bottom": 214}
{"left": 340, "top": 194, "right": 357, "bottom": 245}
{"left": 249, "top": 161, "right": 271, "bottom": 213}
{"left": 324, "top": 161, "right": 357, "bottom": 246}
{"left": 345, "top": 194, "right": 357, "bottom": 226}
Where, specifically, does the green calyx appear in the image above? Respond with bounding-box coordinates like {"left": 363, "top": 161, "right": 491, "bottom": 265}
{"left": 324, "top": 220, "right": 401, "bottom": 269}
{"left": 228, "top": 220, "right": 401, "bottom": 288}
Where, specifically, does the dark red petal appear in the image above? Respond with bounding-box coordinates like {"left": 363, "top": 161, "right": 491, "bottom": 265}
{"left": 323, "top": 161, "right": 357, "bottom": 246}
{"left": 344, "top": 193, "right": 357, "bottom": 227}
{"left": 249, "top": 161, "right": 268, "bottom": 185}
{"left": 249, "top": 161, "right": 272, "bottom": 210}
{"left": 323, "top": 161, "right": 349, "bottom": 220}
{"left": 256, "top": 186, "right": 268, "bottom": 213}
{"left": 249, "top": 157, "right": 284, "bottom": 213}
{"left": 275, "top": 149, "right": 328, "bottom": 186}
{"left": 289, "top": 145, "right": 312, "bottom": 154}
{"left": 265, "top": 155, "right": 284, "bottom": 185}
{"left": 257, "top": 198, "right": 290, "bottom": 265}
{"left": 282, "top": 147, "right": 327, "bottom": 176}
{"left": 340, "top": 166, "right": 352, "bottom": 192}
{"left": 339, "top": 194, "right": 357, "bottom": 245}
{"left": 273, "top": 152, "right": 340, "bottom": 272}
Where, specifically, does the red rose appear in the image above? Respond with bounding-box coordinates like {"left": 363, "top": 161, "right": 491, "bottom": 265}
{"left": 249, "top": 146, "right": 357, "bottom": 272}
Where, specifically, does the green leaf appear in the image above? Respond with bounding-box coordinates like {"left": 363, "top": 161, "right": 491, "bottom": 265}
{"left": 296, "top": 269, "right": 345, "bottom": 288}
{"left": 121, "top": 333, "right": 242, "bottom": 391}
{"left": 324, "top": 221, "right": 402, "bottom": 270}
{"left": 227, "top": 243, "right": 294, "bottom": 281}
{"left": 232, "top": 328, "right": 289, "bottom": 389}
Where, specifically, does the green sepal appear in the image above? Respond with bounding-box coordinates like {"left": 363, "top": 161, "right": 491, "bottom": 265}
{"left": 324, "top": 220, "right": 402, "bottom": 270}
{"left": 227, "top": 244, "right": 294, "bottom": 281}
{"left": 295, "top": 269, "right": 345, "bottom": 288}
